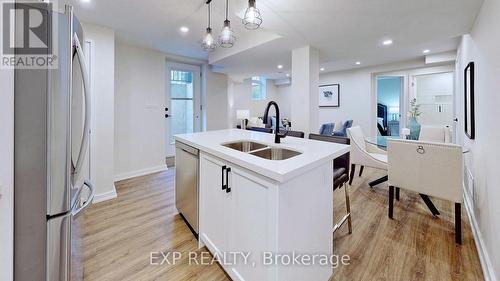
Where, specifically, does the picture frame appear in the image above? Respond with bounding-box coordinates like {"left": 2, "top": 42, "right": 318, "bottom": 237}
{"left": 319, "top": 84, "right": 340, "bottom": 107}
{"left": 464, "top": 62, "right": 475, "bottom": 139}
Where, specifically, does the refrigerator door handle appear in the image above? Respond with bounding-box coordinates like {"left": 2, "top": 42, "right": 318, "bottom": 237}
{"left": 72, "top": 33, "right": 91, "bottom": 185}
{"left": 72, "top": 180, "right": 95, "bottom": 218}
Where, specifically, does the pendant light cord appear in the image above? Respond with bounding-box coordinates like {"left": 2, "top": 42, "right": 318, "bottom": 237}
{"left": 225, "top": 0, "right": 229, "bottom": 21}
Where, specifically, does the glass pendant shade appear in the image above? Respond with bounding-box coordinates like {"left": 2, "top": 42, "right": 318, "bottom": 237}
{"left": 202, "top": 27, "right": 216, "bottom": 52}
{"left": 218, "top": 19, "right": 236, "bottom": 48}
{"left": 242, "top": 0, "right": 262, "bottom": 29}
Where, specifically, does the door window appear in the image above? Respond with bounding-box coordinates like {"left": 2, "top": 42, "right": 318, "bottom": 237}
{"left": 170, "top": 70, "right": 194, "bottom": 143}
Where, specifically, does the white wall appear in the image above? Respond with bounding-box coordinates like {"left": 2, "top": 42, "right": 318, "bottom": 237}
{"left": 291, "top": 46, "right": 319, "bottom": 134}
{"left": 114, "top": 41, "right": 229, "bottom": 179}
{"left": 82, "top": 23, "right": 116, "bottom": 200}
{"left": 114, "top": 42, "right": 168, "bottom": 180}
{"left": 317, "top": 59, "right": 454, "bottom": 136}
{"left": 456, "top": 0, "right": 500, "bottom": 279}
{"left": 275, "top": 84, "right": 292, "bottom": 119}
{"left": 228, "top": 78, "right": 285, "bottom": 127}
{"left": 0, "top": 66, "right": 14, "bottom": 281}
{"left": 206, "top": 71, "right": 229, "bottom": 131}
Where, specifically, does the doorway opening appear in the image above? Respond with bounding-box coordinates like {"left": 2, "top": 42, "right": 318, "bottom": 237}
{"left": 376, "top": 76, "right": 403, "bottom": 136}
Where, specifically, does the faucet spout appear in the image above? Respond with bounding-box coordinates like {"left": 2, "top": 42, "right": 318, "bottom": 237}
{"left": 263, "top": 101, "right": 286, "bottom": 143}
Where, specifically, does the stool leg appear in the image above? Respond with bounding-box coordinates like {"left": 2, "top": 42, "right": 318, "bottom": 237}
{"left": 344, "top": 183, "right": 353, "bottom": 234}
{"left": 395, "top": 187, "right": 400, "bottom": 201}
{"left": 389, "top": 186, "right": 394, "bottom": 219}
{"left": 455, "top": 203, "right": 462, "bottom": 244}
{"left": 349, "top": 164, "right": 356, "bottom": 185}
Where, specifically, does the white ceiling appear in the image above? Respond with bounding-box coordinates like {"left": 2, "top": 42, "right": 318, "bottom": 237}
{"left": 62, "top": 0, "right": 483, "bottom": 78}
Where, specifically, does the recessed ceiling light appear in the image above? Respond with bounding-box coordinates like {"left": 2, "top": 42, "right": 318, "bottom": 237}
{"left": 180, "top": 26, "right": 189, "bottom": 33}
{"left": 277, "top": 64, "right": 283, "bottom": 69}
{"left": 355, "top": 61, "right": 361, "bottom": 65}
{"left": 383, "top": 39, "right": 393, "bottom": 46}
{"left": 320, "top": 67, "right": 325, "bottom": 71}
{"left": 80, "top": 0, "right": 91, "bottom": 3}
{"left": 423, "top": 49, "right": 430, "bottom": 54}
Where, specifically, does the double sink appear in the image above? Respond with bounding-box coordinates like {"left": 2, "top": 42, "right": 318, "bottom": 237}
{"left": 222, "top": 141, "right": 301, "bottom": 160}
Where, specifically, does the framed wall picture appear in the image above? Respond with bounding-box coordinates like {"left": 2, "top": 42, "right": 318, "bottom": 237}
{"left": 464, "top": 62, "right": 475, "bottom": 139}
{"left": 319, "top": 84, "right": 340, "bottom": 107}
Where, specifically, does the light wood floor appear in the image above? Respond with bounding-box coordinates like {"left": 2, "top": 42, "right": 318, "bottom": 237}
{"left": 81, "top": 168, "right": 484, "bottom": 281}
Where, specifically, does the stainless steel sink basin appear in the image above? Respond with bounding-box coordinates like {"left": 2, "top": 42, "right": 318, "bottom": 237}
{"left": 250, "top": 147, "right": 302, "bottom": 160}
{"left": 222, "top": 141, "right": 268, "bottom": 152}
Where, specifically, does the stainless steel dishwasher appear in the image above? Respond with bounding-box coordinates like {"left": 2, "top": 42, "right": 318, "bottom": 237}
{"left": 175, "top": 141, "right": 199, "bottom": 234}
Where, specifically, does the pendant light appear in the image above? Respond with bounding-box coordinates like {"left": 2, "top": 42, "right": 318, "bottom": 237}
{"left": 201, "top": 1, "right": 216, "bottom": 52}
{"left": 242, "top": 0, "right": 262, "bottom": 30}
{"left": 218, "top": 0, "right": 236, "bottom": 48}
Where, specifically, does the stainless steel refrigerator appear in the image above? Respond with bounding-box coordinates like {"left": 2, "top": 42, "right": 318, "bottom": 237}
{"left": 14, "top": 5, "right": 93, "bottom": 281}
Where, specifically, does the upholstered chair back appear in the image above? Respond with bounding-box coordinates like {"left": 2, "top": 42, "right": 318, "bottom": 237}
{"left": 387, "top": 139, "right": 463, "bottom": 203}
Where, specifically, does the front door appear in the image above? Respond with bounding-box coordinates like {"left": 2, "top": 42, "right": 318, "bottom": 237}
{"left": 165, "top": 63, "right": 201, "bottom": 157}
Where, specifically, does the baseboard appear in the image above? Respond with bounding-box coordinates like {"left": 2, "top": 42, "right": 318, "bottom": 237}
{"left": 93, "top": 187, "right": 117, "bottom": 204}
{"left": 464, "top": 191, "right": 497, "bottom": 281}
{"left": 114, "top": 164, "right": 168, "bottom": 182}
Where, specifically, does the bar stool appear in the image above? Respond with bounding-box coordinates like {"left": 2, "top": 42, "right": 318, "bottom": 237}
{"left": 308, "top": 134, "right": 353, "bottom": 235}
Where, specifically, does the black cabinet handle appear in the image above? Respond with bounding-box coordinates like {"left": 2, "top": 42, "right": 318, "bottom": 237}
{"left": 222, "top": 165, "right": 227, "bottom": 190}
{"left": 225, "top": 168, "right": 231, "bottom": 193}
{"left": 165, "top": 114, "right": 170, "bottom": 118}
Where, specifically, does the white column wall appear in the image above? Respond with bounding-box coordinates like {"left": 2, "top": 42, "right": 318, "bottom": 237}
{"left": 291, "top": 46, "right": 319, "bottom": 134}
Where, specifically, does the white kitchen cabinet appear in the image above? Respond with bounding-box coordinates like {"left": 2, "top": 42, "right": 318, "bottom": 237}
{"left": 200, "top": 152, "right": 277, "bottom": 280}
{"left": 199, "top": 151, "right": 333, "bottom": 281}
{"left": 228, "top": 166, "right": 277, "bottom": 281}
{"left": 199, "top": 154, "right": 230, "bottom": 255}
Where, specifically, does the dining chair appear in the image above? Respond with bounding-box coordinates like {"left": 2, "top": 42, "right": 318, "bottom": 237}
{"left": 279, "top": 129, "right": 305, "bottom": 138}
{"left": 419, "top": 125, "right": 452, "bottom": 143}
{"left": 247, "top": 127, "right": 273, "bottom": 133}
{"left": 387, "top": 139, "right": 464, "bottom": 244}
{"left": 346, "top": 126, "right": 388, "bottom": 186}
{"left": 308, "top": 134, "right": 352, "bottom": 235}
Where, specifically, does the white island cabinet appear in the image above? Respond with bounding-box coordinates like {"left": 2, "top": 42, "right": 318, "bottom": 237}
{"left": 175, "top": 129, "right": 350, "bottom": 281}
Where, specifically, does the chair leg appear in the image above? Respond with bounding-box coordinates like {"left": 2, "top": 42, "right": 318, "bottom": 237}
{"left": 388, "top": 186, "right": 394, "bottom": 219}
{"left": 344, "top": 183, "right": 353, "bottom": 234}
{"left": 349, "top": 164, "right": 356, "bottom": 185}
{"left": 395, "top": 187, "right": 400, "bottom": 201}
{"left": 359, "top": 165, "right": 364, "bottom": 177}
{"left": 455, "top": 203, "right": 462, "bottom": 244}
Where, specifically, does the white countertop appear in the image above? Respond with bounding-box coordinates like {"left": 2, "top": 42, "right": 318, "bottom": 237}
{"left": 174, "top": 129, "right": 350, "bottom": 183}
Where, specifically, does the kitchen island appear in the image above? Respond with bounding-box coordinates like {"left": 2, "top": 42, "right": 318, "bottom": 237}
{"left": 174, "top": 129, "right": 350, "bottom": 281}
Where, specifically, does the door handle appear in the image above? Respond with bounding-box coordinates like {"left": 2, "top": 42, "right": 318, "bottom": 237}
{"left": 225, "top": 168, "right": 231, "bottom": 193}
{"left": 72, "top": 180, "right": 95, "bottom": 218}
{"left": 222, "top": 165, "right": 227, "bottom": 190}
{"left": 72, "top": 33, "right": 91, "bottom": 186}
